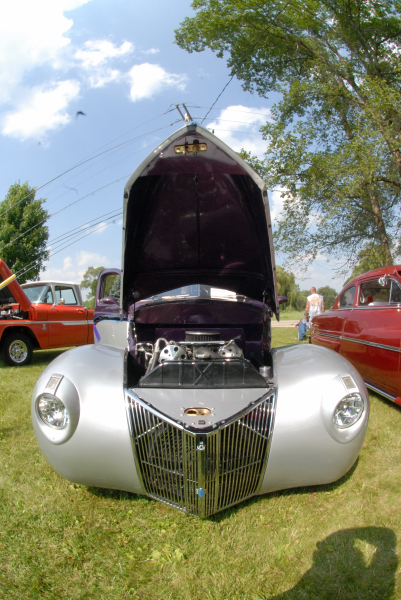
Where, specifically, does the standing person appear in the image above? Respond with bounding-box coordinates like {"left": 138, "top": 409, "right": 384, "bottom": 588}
{"left": 305, "top": 287, "right": 325, "bottom": 324}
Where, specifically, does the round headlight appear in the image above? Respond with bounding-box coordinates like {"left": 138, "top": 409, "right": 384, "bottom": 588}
{"left": 37, "top": 393, "right": 69, "bottom": 429}
{"left": 333, "top": 393, "right": 364, "bottom": 429}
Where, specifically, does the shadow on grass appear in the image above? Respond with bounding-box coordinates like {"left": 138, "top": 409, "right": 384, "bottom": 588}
{"left": 266, "top": 527, "right": 397, "bottom": 600}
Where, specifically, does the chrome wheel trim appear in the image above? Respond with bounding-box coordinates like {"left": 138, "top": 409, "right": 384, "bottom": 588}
{"left": 9, "top": 340, "right": 28, "bottom": 363}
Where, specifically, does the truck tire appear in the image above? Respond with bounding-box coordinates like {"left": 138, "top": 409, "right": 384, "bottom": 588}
{"left": 3, "top": 332, "right": 33, "bottom": 366}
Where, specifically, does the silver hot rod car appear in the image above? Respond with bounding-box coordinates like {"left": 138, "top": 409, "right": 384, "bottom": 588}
{"left": 32, "top": 125, "right": 369, "bottom": 517}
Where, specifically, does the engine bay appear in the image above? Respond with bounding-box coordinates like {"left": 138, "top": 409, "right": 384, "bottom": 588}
{"left": 133, "top": 330, "right": 271, "bottom": 388}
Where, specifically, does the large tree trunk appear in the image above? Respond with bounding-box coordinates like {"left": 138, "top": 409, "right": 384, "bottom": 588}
{"left": 367, "top": 187, "right": 393, "bottom": 266}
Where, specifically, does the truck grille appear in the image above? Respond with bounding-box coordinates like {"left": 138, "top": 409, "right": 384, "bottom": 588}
{"left": 125, "top": 390, "right": 275, "bottom": 517}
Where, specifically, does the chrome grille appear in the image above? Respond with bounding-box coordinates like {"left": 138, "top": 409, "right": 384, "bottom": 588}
{"left": 126, "top": 391, "right": 275, "bottom": 517}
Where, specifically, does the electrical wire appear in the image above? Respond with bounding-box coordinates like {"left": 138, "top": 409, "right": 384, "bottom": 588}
{"left": 16, "top": 220, "right": 116, "bottom": 280}
{"left": 0, "top": 115, "right": 181, "bottom": 219}
{"left": 0, "top": 176, "right": 129, "bottom": 254}
{"left": 200, "top": 0, "right": 294, "bottom": 124}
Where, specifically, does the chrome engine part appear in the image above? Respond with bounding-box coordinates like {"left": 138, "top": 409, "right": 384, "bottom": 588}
{"left": 135, "top": 333, "right": 244, "bottom": 375}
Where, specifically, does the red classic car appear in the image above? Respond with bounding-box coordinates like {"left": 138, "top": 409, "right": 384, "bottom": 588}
{"left": 310, "top": 265, "right": 401, "bottom": 406}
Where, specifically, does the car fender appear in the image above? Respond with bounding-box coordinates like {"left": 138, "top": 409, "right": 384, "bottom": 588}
{"left": 31, "top": 344, "right": 142, "bottom": 494}
{"left": 259, "top": 344, "right": 369, "bottom": 494}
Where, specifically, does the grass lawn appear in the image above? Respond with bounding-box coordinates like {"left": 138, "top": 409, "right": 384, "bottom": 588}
{"left": 275, "top": 310, "right": 304, "bottom": 321}
{"left": 1, "top": 332, "right": 400, "bottom": 600}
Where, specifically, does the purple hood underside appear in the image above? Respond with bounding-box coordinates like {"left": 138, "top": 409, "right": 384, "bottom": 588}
{"left": 122, "top": 125, "right": 278, "bottom": 316}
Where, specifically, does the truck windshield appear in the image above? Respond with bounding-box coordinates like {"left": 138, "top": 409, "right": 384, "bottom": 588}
{"left": 24, "top": 285, "right": 53, "bottom": 304}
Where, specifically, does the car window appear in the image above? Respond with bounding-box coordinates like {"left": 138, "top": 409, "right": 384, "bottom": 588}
{"left": 24, "top": 284, "right": 53, "bottom": 304}
{"left": 340, "top": 285, "right": 355, "bottom": 307}
{"left": 359, "top": 278, "right": 390, "bottom": 305}
{"left": 390, "top": 280, "right": 401, "bottom": 303}
{"left": 98, "top": 273, "right": 121, "bottom": 301}
{"left": 55, "top": 286, "right": 78, "bottom": 305}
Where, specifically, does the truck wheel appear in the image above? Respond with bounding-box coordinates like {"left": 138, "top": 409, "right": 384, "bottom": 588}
{"left": 3, "top": 332, "right": 33, "bottom": 366}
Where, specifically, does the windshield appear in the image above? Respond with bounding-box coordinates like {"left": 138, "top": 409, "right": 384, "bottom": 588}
{"left": 23, "top": 285, "right": 52, "bottom": 304}
{"left": 150, "top": 284, "right": 238, "bottom": 301}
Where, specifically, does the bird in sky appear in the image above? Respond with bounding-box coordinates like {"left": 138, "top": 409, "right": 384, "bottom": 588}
{"left": 76, "top": 111, "right": 86, "bottom": 118}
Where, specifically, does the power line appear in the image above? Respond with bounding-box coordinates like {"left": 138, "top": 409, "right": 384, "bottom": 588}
{"left": 16, "top": 220, "right": 116, "bottom": 280}
{"left": 200, "top": 0, "right": 294, "bottom": 124}
{"left": 0, "top": 176, "right": 129, "bottom": 254}
{"left": 0, "top": 115, "right": 181, "bottom": 220}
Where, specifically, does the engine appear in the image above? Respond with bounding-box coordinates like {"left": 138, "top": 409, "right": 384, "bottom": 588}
{"left": 134, "top": 331, "right": 268, "bottom": 389}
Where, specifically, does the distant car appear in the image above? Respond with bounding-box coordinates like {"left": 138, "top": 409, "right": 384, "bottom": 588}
{"left": 0, "top": 260, "right": 94, "bottom": 366}
{"left": 31, "top": 125, "right": 369, "bottom": 518}
{"left": 311, "top": 266, "right": 401, "bottom": 406}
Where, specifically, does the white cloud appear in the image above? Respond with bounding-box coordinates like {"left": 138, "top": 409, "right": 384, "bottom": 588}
{"left": 128, "top": 63, "right": 187, "bottom": 102}
{"left": 2, "top": 80, "right": 80, "bottom": 140}
{"left": 77, "top": 250, "right": 110, "bottom": 268}
{"left": 92, "top": 222, "right": 109, "bottom": 234}
{"left": 87, "top": 68, "right": 121, "bottom": 88}
{"left": 141, "top": 48, "right": 160, "bottom": 55}
{"left": 0, "top": 0, "right": 91, "bottom": 104}
{"left": 42, "top": 251, "right": 111, "bottom": 283}
{"left": 269, "top": 186, "right": 286, "bottom": 222}
{"left": 206, "top": 105, "right": 271, "bottom": 156}
{"left": 76, "top": 40, "right": 134, "bottom": 68}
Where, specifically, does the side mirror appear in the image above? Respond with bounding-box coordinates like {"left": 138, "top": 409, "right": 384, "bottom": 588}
{"left": 100, "top": 296, "right": 119, "bottom": 305}
{"left": 278, "top": 296, "right": 288, "bottom": 305}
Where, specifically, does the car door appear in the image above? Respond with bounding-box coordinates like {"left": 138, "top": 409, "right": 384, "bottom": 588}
{"left": 311, "top": 285, "right": 356, "bottom": 352}
{"left": 93, "top": 269, "right": 128, "bottom": 348}
{"left": 341, "top": 275, "right": 401, "bottom": 397}
{"left": 48, "top": 284, "right": 88, "bottom": 348}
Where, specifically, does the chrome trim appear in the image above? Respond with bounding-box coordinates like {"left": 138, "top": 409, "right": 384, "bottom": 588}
{"left": 314, "top": 332, "right": 401, "bottom": 355}
{"left": 364, "top": 382, "right": 398, "bottom": 403}
{"left": 125, "top": 389, "right": 276, "bottom": 517}
{"left": 352, "top": 304, "right": 401, "bottom": 310}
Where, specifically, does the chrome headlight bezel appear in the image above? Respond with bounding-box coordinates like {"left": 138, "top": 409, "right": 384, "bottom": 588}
{"left": 321, "top": 374, "right": 369, "bottom": 444}
{"left": 37, "top": 393, "right": 69, "bottom": 429}
{"left": 33, "top": 374, "right": 80, "bottom": 444}
{"left": 333, "top": 393, "right": 364, "bottom": 429}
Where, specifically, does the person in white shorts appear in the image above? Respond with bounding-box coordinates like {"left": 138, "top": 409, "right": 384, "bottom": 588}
{"left": 305, "top": 287, "right": 325, "bottom": 325}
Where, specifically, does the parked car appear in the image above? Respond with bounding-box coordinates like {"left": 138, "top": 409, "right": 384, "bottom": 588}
{"left": 311, "top": 266, "right": 401, "bottom": 406}
{"left": 31, "top": 125, "right": 369, "bottom": 517}
{"left": 0, "top": 259, "right": 94, "bottom": 366}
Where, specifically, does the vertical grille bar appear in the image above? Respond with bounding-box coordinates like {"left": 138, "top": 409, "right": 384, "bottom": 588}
{"left": 126, "top": 391, "right": 275, "bottom": 517}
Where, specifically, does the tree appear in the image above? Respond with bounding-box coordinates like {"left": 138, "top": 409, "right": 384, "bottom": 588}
{"left": 81, "top": 266, "right": 105, "bottom": 309}
{"left": 344, "top": 243, "right": 389, "bottom": 283}
{"left": 0, "top": 182, "right": 48, "bottom": 283}
{"left": 176, "top": 0, "right": 401, "bottom": 273}
{"left": 276, "top": 265, "right": 305, "bottom": 311}
{"left": 317, "top": 286, "right": 338, "bottom": 310}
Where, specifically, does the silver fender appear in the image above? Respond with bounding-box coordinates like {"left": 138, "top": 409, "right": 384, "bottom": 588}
{"left": 259, "top": 344, "right": 369, "bottom": 494}
{"left": 31, "top": 345, "right": 142, "bottom": 494}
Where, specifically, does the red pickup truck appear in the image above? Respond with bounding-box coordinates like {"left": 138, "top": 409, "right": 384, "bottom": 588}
{"left": 0, "top": 259, "right": 94, "bottom": 366}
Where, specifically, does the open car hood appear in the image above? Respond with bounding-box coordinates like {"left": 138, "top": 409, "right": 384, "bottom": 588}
{"left": 122, "top": 125, "right": 278, "bottom": 315}
{"left": 0, "top": 259, "right": 31, "bottom": 310}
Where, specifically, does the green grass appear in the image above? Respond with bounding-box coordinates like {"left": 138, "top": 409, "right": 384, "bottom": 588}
{"left": 276, "top": 310, "right": 304, "bottom": 321}
{"left": 1, "top": 334, "right": 400, "bottom": 599}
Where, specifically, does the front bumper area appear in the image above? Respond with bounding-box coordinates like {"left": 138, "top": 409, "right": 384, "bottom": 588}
{"left": 125, "top": 389, "right": 276, "bottom": 517}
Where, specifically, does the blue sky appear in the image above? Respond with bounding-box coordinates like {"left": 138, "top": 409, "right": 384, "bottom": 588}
{"left": 0, "top": 0, "right": 344, "bottom": 293}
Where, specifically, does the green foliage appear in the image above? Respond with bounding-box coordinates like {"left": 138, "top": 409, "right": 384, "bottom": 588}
{"left": 276, "top": 265, "right": 305, "bottom": 311}
{"left": 0, "top": 182, "right": 48, "bottom": 283}
{"left": 344, "top": 244, "right": 391, "bottom": 284}
{"left": 317, "top": 285, "right": 338, "bottom": 309}
{"left": 176, "top": 0, "right": 401, "bottom": 274}
{"left": 80, "top": 266, "right": 105, "bottom": 309}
